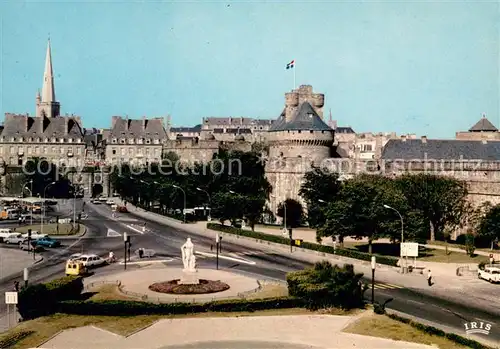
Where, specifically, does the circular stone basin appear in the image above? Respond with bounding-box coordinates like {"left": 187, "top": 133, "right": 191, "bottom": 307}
{"left": 149, "top": 279, "right": 230, "bottom": 294}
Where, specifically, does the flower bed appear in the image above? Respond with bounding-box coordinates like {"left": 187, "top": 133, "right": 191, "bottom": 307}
{"left": 149, "top": 279, "right": 230, "bottom": 294}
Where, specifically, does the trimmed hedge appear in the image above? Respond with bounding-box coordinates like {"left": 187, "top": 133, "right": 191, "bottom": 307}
{"left": 387, "top": 313, "right": 495, "bottom": 349}
{"left": 207, "top": 223, "right": 399, "bottom": 267}
{"left": 18, "top": 276, "right": 83, "bottom": 320}
{"left": 0, "top": 330, "right": 35, "bottom": 348}
{"left": 57, "top": 297, "right": 305, "bottom": 316}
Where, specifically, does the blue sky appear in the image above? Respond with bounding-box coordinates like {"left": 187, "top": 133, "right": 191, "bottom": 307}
{"left": 0, "top": 1, "right": 498, "bottom": 138}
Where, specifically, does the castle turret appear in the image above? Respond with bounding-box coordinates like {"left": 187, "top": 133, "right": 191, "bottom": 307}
{"left": 266, "top": 86, "right": 335, "bottom": 217}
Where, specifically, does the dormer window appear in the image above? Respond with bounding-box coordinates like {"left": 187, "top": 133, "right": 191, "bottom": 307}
{"left": 120, "top": 139, "right": 125, "bottom": 144}
{"left": 44, "top": 138, "right": 48, "bottom": 143}
{"left": 129, "top": 138, "right": 134, "bottom": 144}
{"left": 51, "top": 138, "right": 56, "bottom": 143}
{"left": 77, "top": 139, "right": 81, "bottom": 143}
{"left": 19, "top": 137, "right": 24, "bottom": 142}
{"left": 28, "top": 138, "right": 33, "bottom": 142}
{"left": 112, "top": 138, "right": 117, "bottom": 144}
{"left": 60, "top": 138, "right": 64, "bottom": 143}
{"left": 10, "top": 138, "right": 14, "bottom": 142}
{"left": 138, "top": 138, "right": 143, "bottom": 144}
{"left": 68, "top": 138, "right": 73, "bottom": 143}
{"left": 146, "top": 139, "right": 151, "bottom": 144}
{"left": 154, "top": 139, "right": 160, "bottom": 144}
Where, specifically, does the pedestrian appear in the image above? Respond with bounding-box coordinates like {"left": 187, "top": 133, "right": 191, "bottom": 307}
{"left": 108, "top": 251, "right": 115, "bottom": 263}
{"left": 427, "top": 269, "right": 432, "bottom": 286}
{"left": 13, "top": 281, "right": 19, "bottom": 292}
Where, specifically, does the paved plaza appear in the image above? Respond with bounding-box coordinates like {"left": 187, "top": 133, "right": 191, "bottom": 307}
{"left": 37, "top": 314, "right": 436, "bottom": 349}
{"left": 85, "top": 265, "right": 261, "bottom": 303}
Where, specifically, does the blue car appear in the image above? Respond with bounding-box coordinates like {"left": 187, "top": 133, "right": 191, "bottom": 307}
{"left": 35, "top": 236, "right": 61, "bottom": 248}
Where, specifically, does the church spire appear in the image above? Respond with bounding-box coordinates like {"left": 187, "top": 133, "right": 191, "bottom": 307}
{"left": 41, "top": 39, "right": 55, "bottom": 103}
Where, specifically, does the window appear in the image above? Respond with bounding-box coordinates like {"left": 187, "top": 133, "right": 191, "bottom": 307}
{"left": 27, "top": 147, "right": 32, "bottom": 155}
{"left": 60, "top": 147, "right": 65, "bottom": 154}
{"left": 154, "top": 139, "right": 160, "bottom": 144}
{"left": 28, "top": 138, "right": 33, "bottom": 142}
{"left": 43, "top": 147, "right": 48, "bottom": 154}
{"left": 44, "top": 138, "right": 48, "bottom": 143}
{"left": 121, "top": 148, "right": 125, "bottom": 156}
{"left": 146, "top": 148, "right": 150, "bottom": 156}
{"left": 35, "top": 146, "right": 40, "bottom": 154}
{"left": 77, "top": 148, "right": 82, "bottom": 155}
{"left": 60, "top": 138, "right": 64, "bottom": 143}
{"left": 52, "top": 147, "right": 56, "bottom": 154}
{"left": 129, "top": 138, "right": 134, "bottom": 144}
{"left": 112, "top": 148, "right": 116, "bottom": 155}
{"left": 154, "top": 148, "right": 160, "bottom": 156}
{"left": 68, "top": 138, "right": 73, "bottom": 143}
{"left": 129, "top": 148, "right": 134, "bottom": 155}
{"left": 51, "top": 138, "right": 56, "bottom": 143}
{"left": 18, "top": 147, "right": 24, "bottom": 155}
{"left": 112, "top": 138, "right": 117, "bottom": 144}
{"left": 77, "top": 139, "right": 82, "bottom": 143}
{"left": 10, "top": 146, "right": 14, "bottom": 155}
{"left": 19, "top": 137, "right": 23, "bottom": 142}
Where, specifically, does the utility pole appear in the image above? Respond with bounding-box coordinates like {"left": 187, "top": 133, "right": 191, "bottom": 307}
{"left": 371, "top": 256, "right": 376, "bottom": 304}
{"left": 216, "top": 233, "right": 220, "bottom": 270}
{"left": 123, "top": 233, "right": 128, "bottom": 270}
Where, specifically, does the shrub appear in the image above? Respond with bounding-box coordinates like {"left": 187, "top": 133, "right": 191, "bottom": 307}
{"left": 17, "top": 276, "right": 83, "bottom": 320}
{"left": 207, "top": 223, "right": 398, "bottom": 267}
{"left": 56, "top": 297, "right": 305, "bottom": 316}
{"left": 286, "top": 261, "right": 365, "bottom": 310}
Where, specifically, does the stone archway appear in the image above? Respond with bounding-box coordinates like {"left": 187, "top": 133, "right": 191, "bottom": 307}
{"left": 92, "top": 184, "right": 103, "bottom": 198}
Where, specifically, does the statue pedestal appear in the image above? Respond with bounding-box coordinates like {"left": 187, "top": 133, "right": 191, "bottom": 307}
{"left": 180, "top": 269, "right": 199, "bottom": 285}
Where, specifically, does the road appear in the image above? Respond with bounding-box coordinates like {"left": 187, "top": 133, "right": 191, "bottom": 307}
{"left": 0, "top": 201, "right": 498, "bottom": 345}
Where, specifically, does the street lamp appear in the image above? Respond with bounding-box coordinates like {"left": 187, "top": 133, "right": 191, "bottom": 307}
{"left": 172, "top": 184, "right": 186, "bottom": 223}
{"left": 196, "top": 187, "right": 211, "bottom": 221}
{"left": 383, "top": 204, "right": 406, "bottom": 273}
{"left": 42, "top": 182, "right": 56, "bottom": 235}
{"left": 22, "top": 180, "right": 33, "bottom": 198}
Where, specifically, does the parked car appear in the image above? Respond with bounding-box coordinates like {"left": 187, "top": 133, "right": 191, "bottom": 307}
{"left": 21, "top": 231, "right": 47, "bottom": 239}
{"left": 478, "top": 266, "right": 500, "bottom": 283}
{"left": 91, "top": 199, "right": 101, "bottom": 204}
{"left": 69, "top": 253, "right": 83, "bottom": 260}
{"left": 4, "top": 233, "right": 25, "bottom": 245}
{"left": 0, "top": 228, "right": 14, "bottom": 241}
{"left": 34, "top": 236, "right": 61, "bottom": 248}
{"left": 77, "top": 254, "right": 107, "bottom": 267}
{"left": 105, "top": 199, "right": 115, "bottom": 205}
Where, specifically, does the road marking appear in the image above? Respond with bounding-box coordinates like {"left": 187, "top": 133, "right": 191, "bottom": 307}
{"left": 107, "top": 228, "right": 121, "bottom": 237}
{"left": 373, "top": 283, "right": 404, "bottom": 290}
{"left": 125, "top": 225, "right": 145, "bottom": 235}
{"left": 407, "top": 300, "right": 425, "bottom": 305}
{"left": 195, "top": 251, "right": 256, "bottom": 265}
{"left": 118, "top": 259, "right": 173, "bottom": 265}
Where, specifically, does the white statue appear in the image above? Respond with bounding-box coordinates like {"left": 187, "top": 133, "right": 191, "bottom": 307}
{"left": 181, "top": 238, "right": 196, "bottom": 271}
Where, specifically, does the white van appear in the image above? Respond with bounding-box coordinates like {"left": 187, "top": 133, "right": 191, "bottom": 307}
{"left": 0, "top": 228, "right": 14, "bottom": 239}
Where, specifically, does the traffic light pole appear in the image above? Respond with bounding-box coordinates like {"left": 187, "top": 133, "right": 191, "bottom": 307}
{"left": 124, "top": 233, "right": 128, "bottom": 270}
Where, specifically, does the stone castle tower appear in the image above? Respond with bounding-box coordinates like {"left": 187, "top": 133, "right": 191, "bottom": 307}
{"left": 36, "top": 40, "right": 60, "bottom": 118}
{"left": 266, "top": 85, "right": 335, "bottom": 217}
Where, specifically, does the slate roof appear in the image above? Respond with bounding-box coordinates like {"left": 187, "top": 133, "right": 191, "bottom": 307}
{"left": 336, "top": 126, "right": 355, "bottom": 134}
{"left": 170, "top": 124, "right": 201, "bottom": 133}
{"left": 1, "top": 113, "right": 84, "bottom": 139}
{"left": 109, "top": 116, "right": 167, "bottom": 140}
{"left": 269, "top": 102, "right": 333, "bottom": 132}
{"left": 382, "top": 139, "right": 500, "bottom": 161}
{"left": 469, "top": 117, "right": 498, "bottom": 132}
{"left": 226, "top": 128, "right": 252, "bottom": 134}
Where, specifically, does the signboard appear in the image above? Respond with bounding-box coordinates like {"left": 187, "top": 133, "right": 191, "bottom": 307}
{"left": 5, "top": 292, "right": 18, "bottom": 305}
{"left": 401, "top": 242, "right": 419, "bottom": 257}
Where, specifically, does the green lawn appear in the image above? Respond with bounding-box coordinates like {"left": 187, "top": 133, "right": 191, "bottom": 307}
{"left": 15, "top": 223, "right": 84, "bottom": 236}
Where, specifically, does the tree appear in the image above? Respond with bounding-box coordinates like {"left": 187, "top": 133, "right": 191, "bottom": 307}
{"left": 318, "top": 175, "right": 409, "bottom": 254}
{"left": 395, "top": 174, "right": 469, "bottom": 241}
{"left": 478, "top": 204, "right": 500, "bottom": 250}
{"left": 299, "top": 167, "right": 342, "bottom": 228}
{"left": 277, "top": 199, "right": 304, "bottom": 229}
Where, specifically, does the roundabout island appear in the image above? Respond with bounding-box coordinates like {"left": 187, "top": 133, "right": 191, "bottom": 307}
{"left": 84, "top": 238, "right": 261, "bottom": 303}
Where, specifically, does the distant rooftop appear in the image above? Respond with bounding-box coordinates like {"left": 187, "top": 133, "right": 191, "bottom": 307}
{"left": 269, "top": 102, "right": 332, "bottom": 132}
{"left": 468, "top": 115, "right": 498, "bottom": 132}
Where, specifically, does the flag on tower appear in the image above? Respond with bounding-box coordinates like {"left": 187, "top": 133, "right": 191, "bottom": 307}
{"left": 286, "top": 60, "right": 295, "bottom": 69}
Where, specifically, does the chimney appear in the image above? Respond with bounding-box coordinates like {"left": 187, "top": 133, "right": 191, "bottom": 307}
{"left": 125, "top": 115, "right": 129, "bottom": 131}
{"left": 401, "top": 135, "right": 407, "bottom": 142}
{"left": 421, "top": 136, "right": 427, "bottom": 143}
{"left": 142, "top": 116, "right": 147, "bottom": 130}
{"left": 482, "top": 139, "right": 488, "bottom": 144}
